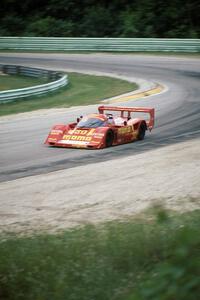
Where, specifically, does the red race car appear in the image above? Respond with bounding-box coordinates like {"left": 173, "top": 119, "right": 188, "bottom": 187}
{"left": 45, "top": 105, "right": 155, "bottom": 149}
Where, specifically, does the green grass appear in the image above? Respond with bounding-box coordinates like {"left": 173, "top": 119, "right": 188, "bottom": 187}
{"left": 0, "top": 206, "right": 199, "bottom": 300}
{"left": 0, "top": 73, "right": 137, "bottom": 116}
{"left": 0, "top": 74, "right": 50, "bottom": 91}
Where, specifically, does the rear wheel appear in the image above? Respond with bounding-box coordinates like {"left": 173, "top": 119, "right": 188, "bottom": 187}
{"left": 105, "top": 130, "right": 114, "bottom": 147}
{"left": 137, "top": 123, "right": 146, "bottom": 140}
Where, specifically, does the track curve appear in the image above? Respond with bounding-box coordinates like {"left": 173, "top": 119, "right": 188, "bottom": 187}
{"left": 0, "top": 53, "right": 200, "bottom": 182}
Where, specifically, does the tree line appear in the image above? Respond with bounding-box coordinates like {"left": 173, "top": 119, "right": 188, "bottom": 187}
{"left": 0, "top": 0, "right": 199, "bottom": 38}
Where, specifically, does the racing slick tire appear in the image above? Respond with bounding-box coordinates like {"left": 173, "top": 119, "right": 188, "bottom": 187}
{"left": 137, "top": 122, "right": 146, "bottom": 140}
{"left": 105, "top": 130, "right": 114, "bottom": 147}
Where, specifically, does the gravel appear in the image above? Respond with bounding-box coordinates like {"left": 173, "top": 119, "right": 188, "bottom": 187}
{"left": 0, "top": 138, "right": 199, "bottom": 234}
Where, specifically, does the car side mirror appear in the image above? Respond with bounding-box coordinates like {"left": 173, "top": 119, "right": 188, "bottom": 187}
{"left": 124, "top": 121, "right": 127, "bottom": 126}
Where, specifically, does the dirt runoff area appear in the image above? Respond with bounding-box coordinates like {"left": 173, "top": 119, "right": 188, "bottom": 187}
{"left": 0, "top": 138, "right": 200, "bottom": 234}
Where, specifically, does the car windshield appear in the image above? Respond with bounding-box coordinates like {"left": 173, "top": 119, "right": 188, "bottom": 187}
{"left": 77, "top": 117, "right": 106, "bottom": 128}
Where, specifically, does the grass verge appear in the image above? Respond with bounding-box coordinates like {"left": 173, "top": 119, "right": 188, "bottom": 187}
{"left": 0, "top": 207, "right": 199, "bottom": 300}
{"left": 0, "top": 73, "right": 137, "bottom": 117}
{"left": 0, "top": 74, "right": 50, "bottom": 91}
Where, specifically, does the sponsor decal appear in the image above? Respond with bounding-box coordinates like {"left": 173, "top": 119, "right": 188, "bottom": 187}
{"left": 48, "top": 137, "right": 57, "bottom": 141}
{"left": 59, "top": 140, "right": 90, "bottom": 145}
{"left": 68, "top": 129, "right": 96, "bottom": 136}
{"left": 68, "top": 129, "right": 87, "bottom": 135}
{"left": 87, "top": 128, "right": 96, "bottom": 136}
{"left": 63, "top": 135, "right": 92, "bottom": 142}
{"left": 50, "top": 130, "right": 63, "bottom": 135}
{"left": 118, "top": 126, "right": 132, "bottom": 134}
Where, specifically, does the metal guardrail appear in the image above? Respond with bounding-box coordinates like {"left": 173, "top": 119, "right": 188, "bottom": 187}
{"left": 0, "top": 37, "right": 199, "bottom": 52}
{"left": 0, "top": 65, "right": 68, "bottom": 103}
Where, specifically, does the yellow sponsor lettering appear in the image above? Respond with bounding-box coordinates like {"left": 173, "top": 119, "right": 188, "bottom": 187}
{"left": 87, "top": 129, "right": 96, "bottom": 136}
{"left": 63, "top": 135, "right": 92, "bottom": 141}
{"left": 76, "top": 136, "right": 86, "bottom": 141}
{"left": 68, "top": 129, "right": 88, "bottom": 135}
{"left": 118, "top": 126, "right": 132, "bottom": 134}
{"left": 79, "top": 130, "right": 88, "bottom": 135}
{"left": 67, "top": 129, "right": 95, "bottom": 136}
{"left": 63, "top": 135, "right": 71, "bottom": 140}
{"left": 71, "top": 136, "right": 77, "bottom": 140}
{"left": 50, "top": 130, "right": 61, "bottom": 135}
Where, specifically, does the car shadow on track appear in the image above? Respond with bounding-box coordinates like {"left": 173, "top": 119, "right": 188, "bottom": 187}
{"left": 1, "top": 130, "right": 199, "bottom": 183}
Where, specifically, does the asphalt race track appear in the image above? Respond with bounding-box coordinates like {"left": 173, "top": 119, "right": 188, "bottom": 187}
{"left": 0, "top": 53, "right": 200, "bottom": 182}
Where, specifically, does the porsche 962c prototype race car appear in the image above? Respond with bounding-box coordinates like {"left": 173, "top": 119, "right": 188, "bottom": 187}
{"left": 45, "top": 106, "right": 155, "bottom": 149}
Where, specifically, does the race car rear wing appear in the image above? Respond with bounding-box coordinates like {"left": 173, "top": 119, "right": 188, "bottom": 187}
{"left": 98, "top": 105, "right": 155, "bottom": 130}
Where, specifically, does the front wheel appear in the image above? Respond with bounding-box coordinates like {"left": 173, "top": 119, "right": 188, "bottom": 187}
{"left": 137, "top": 123, "right": 146, "bottom": 140}
{"left": 105, "top": 130, "right": 114, "bottom": 147}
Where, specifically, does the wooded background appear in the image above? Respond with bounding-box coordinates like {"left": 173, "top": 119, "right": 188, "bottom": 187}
{"left": 0, "top": 0, "right": 199, "bottom": 38}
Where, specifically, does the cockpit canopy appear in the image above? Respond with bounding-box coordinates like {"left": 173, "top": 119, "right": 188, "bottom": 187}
{"left": 76, "top": 114, "right": 107, "bottom": 128}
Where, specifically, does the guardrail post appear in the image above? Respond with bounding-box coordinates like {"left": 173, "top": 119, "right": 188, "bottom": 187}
{"left": 16, "top": 65, "right": 20, "bottom": 75}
